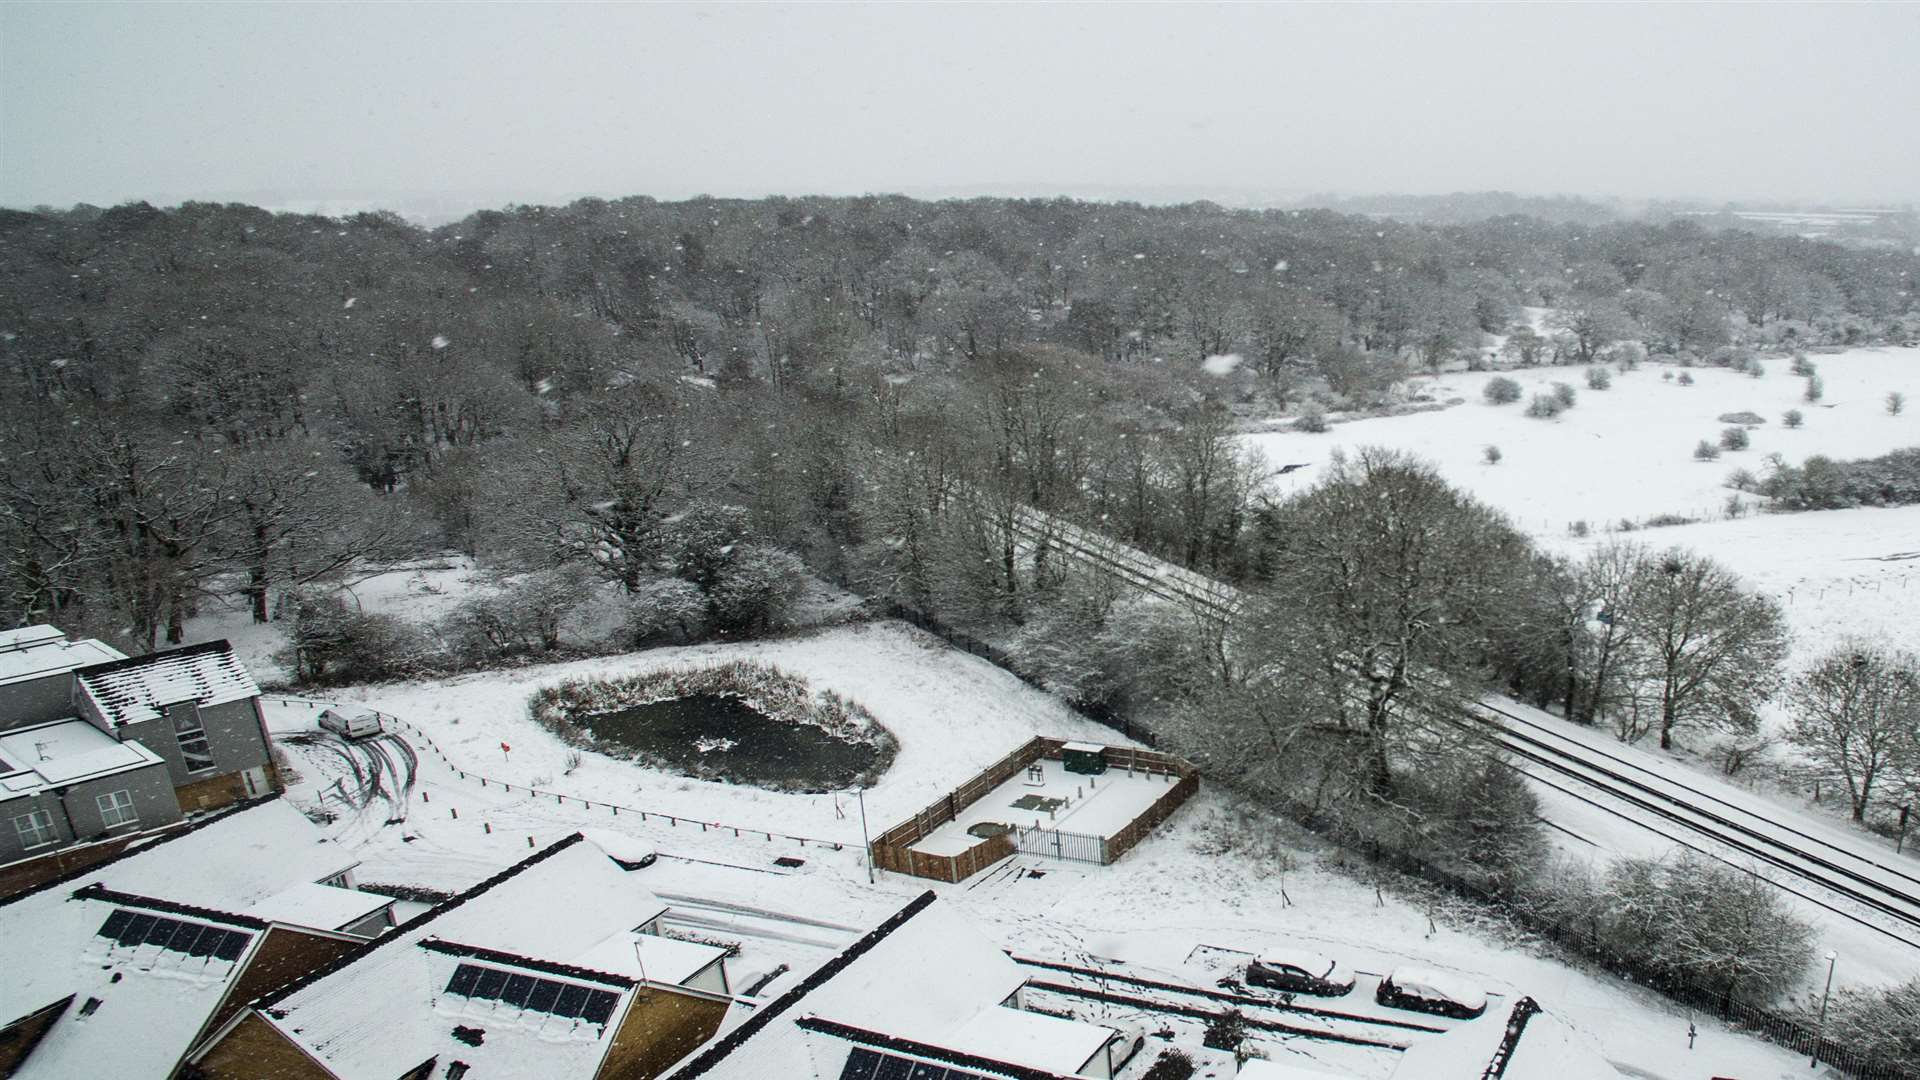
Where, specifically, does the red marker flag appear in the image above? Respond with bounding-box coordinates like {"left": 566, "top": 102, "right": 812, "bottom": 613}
{"left": 501, "top": 742, "right": 511, "bottom": 754}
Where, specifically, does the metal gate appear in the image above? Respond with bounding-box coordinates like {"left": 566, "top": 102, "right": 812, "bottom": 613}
{"left": 1014, "top": 824, "right": 1106, "bottom": 865}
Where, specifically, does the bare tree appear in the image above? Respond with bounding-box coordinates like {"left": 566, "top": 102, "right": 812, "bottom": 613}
{"left": 1253, "top": 447, "right": 1534, "bottom": 792}
{"left": 1623, "top": 548, "right": 1788, "bottom": 750}
{"left": 1785, "top": 642, "right": 1920, "bottom": 822}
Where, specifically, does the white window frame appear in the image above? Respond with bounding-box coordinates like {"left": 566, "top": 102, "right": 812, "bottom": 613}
{"left": 13, "top": 809, "right": 58, "bottom": 850}
{"left": 171, "top": 703, "right": 217, "bottom": 774}
{"left": 97, "top": 789, "right": 138, "bottom": 829}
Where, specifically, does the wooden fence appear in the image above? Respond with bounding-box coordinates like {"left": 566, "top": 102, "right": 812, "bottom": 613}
{"left": 870, "top": 737, "right": 1200, "bottom": 882}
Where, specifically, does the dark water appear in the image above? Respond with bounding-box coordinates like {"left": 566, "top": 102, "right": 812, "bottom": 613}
{"left": 583, "top": 693, "right": 880, "bottom": 791}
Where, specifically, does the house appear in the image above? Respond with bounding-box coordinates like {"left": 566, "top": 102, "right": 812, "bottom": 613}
{"left": 0, "top": 796, "right": 397, "bottom": 1079}
{"left": 71, "top": 638, "right": 278, "bottom": 811}
{"left": 0, "top": 631, "right": 283, "bottom": 882}
{"left": 188, "top": 833, "right": 736, "bottom": 1080}
{"left": 0, "top": 626, "right": 126, "bottom": 729}
{"left": 666, "top": 892, "right": 1143, "bottom": 1080}
{"left": 1, "top": 717, "right": 183, "bottom": 866}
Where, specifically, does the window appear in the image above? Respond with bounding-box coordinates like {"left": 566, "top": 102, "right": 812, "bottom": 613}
{"left": 13, "top": 809, "right": 57, "bottom": 850}
{"left": 170, "top": 705, "right": 216, "bottom": 773}
{"left": 838, "top": 1048, "right": 999, "bottom": 1080}
{"left": 97, "top": 790, "right": 138, "bottom": 828}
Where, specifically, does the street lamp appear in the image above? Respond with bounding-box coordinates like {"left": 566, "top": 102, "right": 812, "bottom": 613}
{"left": 1810, "top": 950, "right": 1837, "bottom": 1067}
{"left": 856, "top": 786, "right": 874, "bottom": 885}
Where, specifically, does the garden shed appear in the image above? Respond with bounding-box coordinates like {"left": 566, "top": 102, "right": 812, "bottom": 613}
{"left": 1061, "top": 741, "right": 1108, "bottom": 775}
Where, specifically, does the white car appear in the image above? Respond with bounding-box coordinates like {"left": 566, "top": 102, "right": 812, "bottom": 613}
{"left": 317, "top": 706, "right": 382, "bottom": 740}
{"left": 1374, "top": 965, "right": 1487, "bottom": 1019}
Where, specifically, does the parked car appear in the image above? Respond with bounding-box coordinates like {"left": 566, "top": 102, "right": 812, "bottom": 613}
{"left": 583, "top": 828, "right": 658, "bottom": 870}
{"left": 1246, "top": 949, "right": 1355, "bottom": 997}
{"left": 1374, "top": 966, "right": 1487, "bottom": 1019}
{"left": 318, "top": 706, "right": 382, "bottom": 740}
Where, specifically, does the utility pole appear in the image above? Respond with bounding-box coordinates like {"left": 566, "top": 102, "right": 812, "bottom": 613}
{"left": 857, "top": 787, "right": 874, "bottom": 885}
{"left": 1898, "top": 804, "right": 1911, "bottom": 856}
{"left": 1810, "top": 950, "right": 1837, "bottom": 1067}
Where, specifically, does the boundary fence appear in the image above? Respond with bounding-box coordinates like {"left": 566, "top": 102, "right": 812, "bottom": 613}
{"left": 870, "top": 736, "right": 1199, "bottom": 883}
{"left": 1255, "top": 781, "right": 1907, "bottom": 1080}
{"left": 262, "top": 695, "right": 850, "bottom": 854}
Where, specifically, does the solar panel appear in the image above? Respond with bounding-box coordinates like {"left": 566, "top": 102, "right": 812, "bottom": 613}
{"left": 96, "top": 910, "right": 252, "bottom": 963}
{"left": 839, "top": 1048, "right": 883, "bottom": 1080}
{"left": 119, "top": 913, "right": 156, "bottom": 947}
{"left": 524, "top": 978, "right": 561, "bottom": 1013}
{"left": 581, "top": 989, "right": 618, "bottom": 1026}
{"left": 442, "top": 963, "right": 620, "bottom": 1027}
{"left": 835, "top": 1049, "right": 1004, "bottom": 1080}
{"left": 552, "top": 983, "right": 589, "bottom": 1019}
{"left": 98, "top": 910, "right": 133, "bottom": 940}
{"left": 212, "top": 930, "right": 251, "bottom": 962}
{"left": 446, "top": 964, "right": 482, "bottom": 997}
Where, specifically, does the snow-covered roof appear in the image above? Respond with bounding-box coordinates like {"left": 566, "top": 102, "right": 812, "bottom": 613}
{"left": 0, "top": 717, "right": 165, "bottom": 803}
{"left": 1253, "top": 947, "right": 1341, "bottom": 976}
{"left": 72, "top": 639, "right": 260, "bottom": 728}
{"left": 0, "top": 797, "right": 364, "bottom": 1079}
{"left": 66, "top": 796, "right": 356, "bottom": 912}
{"left": 572, "top": 930, "right": 725, "bottom": 987}
{"left": 946, "top": 1005, "right": 1116, "bottom": 1076}
{"left": 253, "top": 835, "right": 680, "bottom": 1080}
{"left": 0, "top": 626, "right": 125, "bottom": 688}
{"left": 0, "top": 888, "right": 265, "bottom": 1079}
{"left": 669, "top": 893, "right": 1124, "bottom": 1080}
{"left": 245, "top": 881, "right": 394, "bottom": 934}
{"left": 1060, "top": 741, "right": 1106, "bottom": 755}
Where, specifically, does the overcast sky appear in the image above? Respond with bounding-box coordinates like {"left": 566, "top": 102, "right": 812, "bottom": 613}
{"left": 3, "top": 2, "right": 1917, "bottom": 213}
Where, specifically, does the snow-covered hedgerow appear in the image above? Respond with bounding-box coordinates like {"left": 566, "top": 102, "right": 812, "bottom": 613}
{"left": 526, "top": 658, "right": 898, "bottom": 759}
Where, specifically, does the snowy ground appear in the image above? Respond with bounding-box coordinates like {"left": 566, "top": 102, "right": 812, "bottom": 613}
{"left": 261, "top": 624, "right": 1838, "bottom": 1079}
{"left": 1246, "top": 346, "right": 1920, "bottom": 535}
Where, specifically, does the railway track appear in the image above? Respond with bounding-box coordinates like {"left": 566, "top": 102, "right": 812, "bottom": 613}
{"left": 997, "top": 498, "right": 1920, "bottom": 946}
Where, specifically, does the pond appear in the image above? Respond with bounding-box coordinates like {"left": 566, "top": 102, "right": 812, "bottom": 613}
{"left": 582, "top": 693, "right": 883, "bottom": 791}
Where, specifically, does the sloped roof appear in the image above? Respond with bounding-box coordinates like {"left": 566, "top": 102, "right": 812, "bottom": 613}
{"left": 255, "top": 835, "right": 680, "bottom": 1080}
{"left": 0, "top": 626, "right": 125, "bottom": 688}
{"left": 72, "top": 640, "right": 260, "bottom": 728}
{"left": 668, "top": 893, "right": 1118, "bottom": 1080}
{"left": 0, "top": 798, "right": 364, "bottom": 1079}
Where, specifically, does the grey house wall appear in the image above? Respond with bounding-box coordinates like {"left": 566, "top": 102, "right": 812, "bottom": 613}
{"left": 117, "top": 698, "right": 271, "bottom": 788}
{"left": 0, "top": 674, "right": 79, "bottom": 732}
{"left": 0, "top": 762, "right": 181, "bottom": 866}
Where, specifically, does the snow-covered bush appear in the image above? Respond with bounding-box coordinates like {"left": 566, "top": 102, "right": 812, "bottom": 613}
{"left": 1812, "top": 978, "right": 1920, "bottom": 1073}
{"left": 1790, "top": 353, "right": 1818, "bottom": 377}
{"left": 1719, "top": 426, "right": 1749, "bottom": 451}
{"left": 1693, "top": 440, "right": 1721, "bottom": 461}
{"left": 1676, "top": 371, "right": 1695, "bottom": 386}
{"left": 447, "top": 567, "right": 592, "bottom": 661}
{"left": 1783, "top": 408, "right": 1804, "bottom": 428}
{"left": 706, "top": 544, "right": 807, "bottom": 635}
{"left": 1550, "top": 381, "right": 1576, "bottom": 408}
{"left": 1888, "top": 391, "right": 1906, "bottom": 416}
{"left": 1483, "top": 444, "right": 1502, "bottom": 465}
{"left": 1524, "top": 393, "right": 1565, "bottom": 419}
{"left": 1294, "top": 403, "right": 1329, "bottom": 432}
{"left": 1482, "top": 376, "right": 1522, "bottom": 405}
{"left": 1584, "top": 366, "right": 1611, "bottom": 390}
{"left": 280, "top": 589, "right": 436, "bottom": 685}
{"left": 623, "top": 577, "right": 708, "bottom": 644}
{"left": 1804, "top": 375, "right": 1824, "bottom": 402}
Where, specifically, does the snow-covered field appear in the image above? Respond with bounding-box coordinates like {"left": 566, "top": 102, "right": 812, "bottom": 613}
{"left": 1247, "top": 347, "right": 1920, "bottom": 535}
